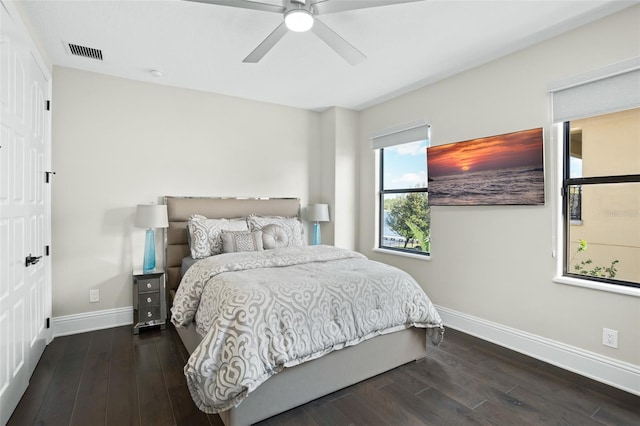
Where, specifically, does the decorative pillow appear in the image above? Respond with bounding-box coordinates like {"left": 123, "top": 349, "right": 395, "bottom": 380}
{"left": 248, "top": 215, "right": 305, "bottom": 247}
{"left": 187, "top": 215, "right": 249, "bottom": 259}
{"left": 222, "top": 230, "right": 264, "bottom": 253}
{"left": 261, "top": 224, "right": 289, "bottom": 249}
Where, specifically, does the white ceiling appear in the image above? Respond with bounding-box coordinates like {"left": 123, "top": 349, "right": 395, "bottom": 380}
{"left": 16, "top": 0, "right": 636, "bottom": 111}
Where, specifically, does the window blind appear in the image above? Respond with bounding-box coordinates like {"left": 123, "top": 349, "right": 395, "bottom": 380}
{"left": 549, "top": 57, "right": 640, "bottom": 123}
{"left": 371, "top": 120, "right": 429, "bottom": 150}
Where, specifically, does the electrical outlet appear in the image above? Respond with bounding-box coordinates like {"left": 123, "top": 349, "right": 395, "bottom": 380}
{"left": 89, "top": 289, "right": 99, "bottom": 303}
{"left": 602, "top": 328, "right": 618, "bottom": 348}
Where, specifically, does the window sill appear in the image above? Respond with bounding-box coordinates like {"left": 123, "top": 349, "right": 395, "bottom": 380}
{"left": 372, "top": 247, "right": 431, "bottom": 261}
{"left": 553, "top": 276, "right": 640, "bottom": 297}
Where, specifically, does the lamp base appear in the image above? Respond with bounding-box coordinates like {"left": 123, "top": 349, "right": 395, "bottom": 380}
{"left": 312, "top": 222, "right": 321, "bottom": 245}
{"left": 143, "top": 229, "right": 156, "bottom": 273}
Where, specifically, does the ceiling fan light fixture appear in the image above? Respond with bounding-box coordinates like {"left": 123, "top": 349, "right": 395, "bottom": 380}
{"left": 285, "top": 9, "right": 314, "bottom": 32}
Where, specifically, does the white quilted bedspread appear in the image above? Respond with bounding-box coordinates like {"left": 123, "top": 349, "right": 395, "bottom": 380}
{"left": 171, "top": 245, "right": 443, "bottom": 413}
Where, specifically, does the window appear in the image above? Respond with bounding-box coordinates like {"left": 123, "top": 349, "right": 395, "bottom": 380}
{"left": 551, "top": 59, "right": 640, "bottom": 290}
{"left": 562, "top": 110, "right": 639, "bottom": 287}
{"left": 372, "top": 122, "right": 430, "bottom": 257}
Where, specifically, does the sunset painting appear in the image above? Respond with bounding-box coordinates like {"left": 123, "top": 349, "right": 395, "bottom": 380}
{"left": 427, "top": 128, "right": 544, "bottom": 205}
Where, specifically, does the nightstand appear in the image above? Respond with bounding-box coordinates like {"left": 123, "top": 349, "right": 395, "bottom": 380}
{"left": 133, "top": 271, "right": 167, "bottom": 334}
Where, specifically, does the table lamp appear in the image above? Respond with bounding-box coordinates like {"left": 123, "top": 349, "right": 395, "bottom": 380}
{"left": 135, "top": 204, "right": 169, "bottom": 273}
{"left": 306, "top": 204, "right": 330, "bottom": 245}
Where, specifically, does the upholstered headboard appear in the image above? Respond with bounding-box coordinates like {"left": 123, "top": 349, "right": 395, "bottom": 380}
{"left": 164, "top": 196, "right": 301, "bottom": 308}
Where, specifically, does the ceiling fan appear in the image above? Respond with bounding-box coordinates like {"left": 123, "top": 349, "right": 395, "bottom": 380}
{"left": 185, "top": 0, "right": 426, "bottom": 65}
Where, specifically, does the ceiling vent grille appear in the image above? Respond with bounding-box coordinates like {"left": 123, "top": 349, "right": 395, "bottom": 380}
{"left": 66, "top": 43, "right": 103, "bottom": 60}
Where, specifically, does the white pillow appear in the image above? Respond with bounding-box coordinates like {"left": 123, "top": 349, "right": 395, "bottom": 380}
{"left": 261, "top": 224, "right": 289, "bottom": 249}
{"left": 221, "top": 230, "right": 264, "bottom": 253}
{"left": 187, "top": 215, "right": 249, "bottom": 259}
{"left": 248, "top": 215, "right": 305, "bottom": 247}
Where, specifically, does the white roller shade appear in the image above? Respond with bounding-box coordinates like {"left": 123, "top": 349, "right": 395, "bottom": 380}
{"left": 549, "top": 57, "right": 640, "bottom": 123}
{"left": 371, "top": 120, "right": 429, "bottom": 150}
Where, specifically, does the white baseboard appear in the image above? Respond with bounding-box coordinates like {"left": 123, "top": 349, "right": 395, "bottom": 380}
{"left": 52, "top": 306, "right": 133, "bottom": 338}
{"left": 436, "top": 305, "right": 640, "bottom": 396}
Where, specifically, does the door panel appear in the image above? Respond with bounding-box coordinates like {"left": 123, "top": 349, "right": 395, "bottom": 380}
{"left": 0, "top": 3, "right": 51, "bottom": 424}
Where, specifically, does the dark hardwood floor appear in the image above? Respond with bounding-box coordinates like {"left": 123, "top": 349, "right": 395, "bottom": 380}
{"left": 7, "top": 324, "right": 640, "bottom": 426}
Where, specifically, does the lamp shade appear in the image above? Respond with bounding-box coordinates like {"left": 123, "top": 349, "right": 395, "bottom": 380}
{"left": 307, "top": 204, "right": 330, "bottom": 222}
{"left": 135, "top": 204, "right": 168, "bottom": 229}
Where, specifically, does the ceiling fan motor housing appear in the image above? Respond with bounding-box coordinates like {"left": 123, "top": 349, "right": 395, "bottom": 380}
{"left": 286, "top": 0, "right": 313, "bottom": 13}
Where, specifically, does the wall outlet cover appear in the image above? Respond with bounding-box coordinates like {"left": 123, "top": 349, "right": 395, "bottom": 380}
{"left": 602, "top": 328, "right": 618, "bottom": 348}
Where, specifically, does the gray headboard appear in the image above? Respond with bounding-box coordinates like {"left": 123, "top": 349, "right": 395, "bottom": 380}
{"left": 164, "top": 196, "right": 301, "bottom": 308}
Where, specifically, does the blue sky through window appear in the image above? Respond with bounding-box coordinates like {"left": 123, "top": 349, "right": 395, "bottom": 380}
{"left": 383, "top": 140, "right": 428, "bottom": 190}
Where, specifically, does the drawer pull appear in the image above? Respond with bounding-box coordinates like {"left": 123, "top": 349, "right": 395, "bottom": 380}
{"left": 147, "top": 311, "right": 153, "bottom": 318}
{"left": 146, "top": 282, "right": 152, "bottom": 289}
{"left": 147, "top": 297, "right": 152, "bottom": 303}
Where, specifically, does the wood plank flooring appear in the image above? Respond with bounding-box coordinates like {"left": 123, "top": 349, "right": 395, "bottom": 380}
{"left": 7, "top": 324, "right": 640, "bottom": 426}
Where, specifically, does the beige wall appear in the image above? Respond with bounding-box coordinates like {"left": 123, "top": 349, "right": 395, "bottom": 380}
{"left": 51, "top": 67, "right": 320, "bottom": 317}
{"left": 333, "top": 108, "right": 359, "bottom": 250}
{"left": 358, "top": 6, "right": 640, "bottom": 364}
{"left": 316, "top": 107, "right": 359, "bottom": 249}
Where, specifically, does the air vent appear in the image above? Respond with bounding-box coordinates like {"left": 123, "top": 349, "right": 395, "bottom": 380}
{"left": 66, "top": 42, "right": 103, "bottom": 60}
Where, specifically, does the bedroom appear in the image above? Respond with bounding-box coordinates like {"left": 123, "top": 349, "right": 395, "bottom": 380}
{"left": 1, "top": 0, "right": 639, "bottom": 425}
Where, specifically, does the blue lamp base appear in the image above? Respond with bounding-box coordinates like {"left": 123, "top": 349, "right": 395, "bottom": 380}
{"left": 143, "top": 228, "right": 156, "bottom": 273}
{"left": 312, "top": 222, "right": 321, "bottom": 245}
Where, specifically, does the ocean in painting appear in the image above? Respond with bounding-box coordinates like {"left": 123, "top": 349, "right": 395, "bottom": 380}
{"left": 428, "top": 165, "right": 544, "bottom": 206}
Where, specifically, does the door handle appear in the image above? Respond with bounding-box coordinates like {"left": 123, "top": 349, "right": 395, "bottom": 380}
{"left": 25, "top": 254, "right": 42, "bottom": 267}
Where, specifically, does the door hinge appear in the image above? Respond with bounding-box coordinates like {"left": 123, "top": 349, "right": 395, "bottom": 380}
{"left": 45, "top": 171, "right": 56, "bottom": 183}
{"left": 46, "top": 318, "right": 50, "bottom": 329}
{"left": 46, "top": 100, "right": 51, "bottom": 111}
{"left": 45, "top": 245, "right": 50, "bottom": 256}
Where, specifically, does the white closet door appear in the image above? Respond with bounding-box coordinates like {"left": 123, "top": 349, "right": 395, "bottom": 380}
{"left": 0, "top": 2, "right": 52, "bottom": 424}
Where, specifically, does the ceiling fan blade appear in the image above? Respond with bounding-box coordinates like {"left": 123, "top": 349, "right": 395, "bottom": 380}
{"left": 313, "top": 0, "right": 425, "bottom": 15}
{"left": 311, "top": 18, "right": 365, "bottom": 65}
{"left": 183, "top": 0, "right": 284, "bottom": 14}
{"left": 243, "top": 22, "right": 289, "bottom": 63}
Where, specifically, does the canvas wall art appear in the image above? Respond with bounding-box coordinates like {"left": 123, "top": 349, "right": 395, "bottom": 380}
{"left": 427, "top": 128, "right": 544, "bottom": 205}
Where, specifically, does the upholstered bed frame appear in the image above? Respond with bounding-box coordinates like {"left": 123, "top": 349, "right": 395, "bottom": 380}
{"left": 164, "top": 196, "right": 427, "bottom": 426}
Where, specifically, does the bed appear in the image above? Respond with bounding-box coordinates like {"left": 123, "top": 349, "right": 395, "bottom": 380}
{"left": 164, "top": 196, "right": 444, "bottom": 426}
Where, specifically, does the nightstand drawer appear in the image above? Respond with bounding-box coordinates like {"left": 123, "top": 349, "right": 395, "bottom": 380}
{"left": 140, "top": 307, "right": 161, "bottom": 322}
{"left": 138, "top": 277, "right": 160, "bottom": 293}
{"left": 139, "top": 292, "right": 160, "bottom": 308}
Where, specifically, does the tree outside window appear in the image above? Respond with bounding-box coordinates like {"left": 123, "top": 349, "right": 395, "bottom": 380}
{"left": 379, "top": 139, "right": 430, "bottom": 255}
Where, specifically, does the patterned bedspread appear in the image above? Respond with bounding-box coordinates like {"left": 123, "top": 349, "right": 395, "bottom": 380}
{"left": 171, "top": 245, "right": 444, "bottom": 413}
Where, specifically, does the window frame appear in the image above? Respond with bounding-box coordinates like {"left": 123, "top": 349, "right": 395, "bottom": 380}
{"left": 550, "top": 59, "right": 640, "bottom": 296}
{"left": 377, "top": 144, "right": 430, "bottom": 258}
{"left": 559, "top": 121, "right": 640, "bottom": 291}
